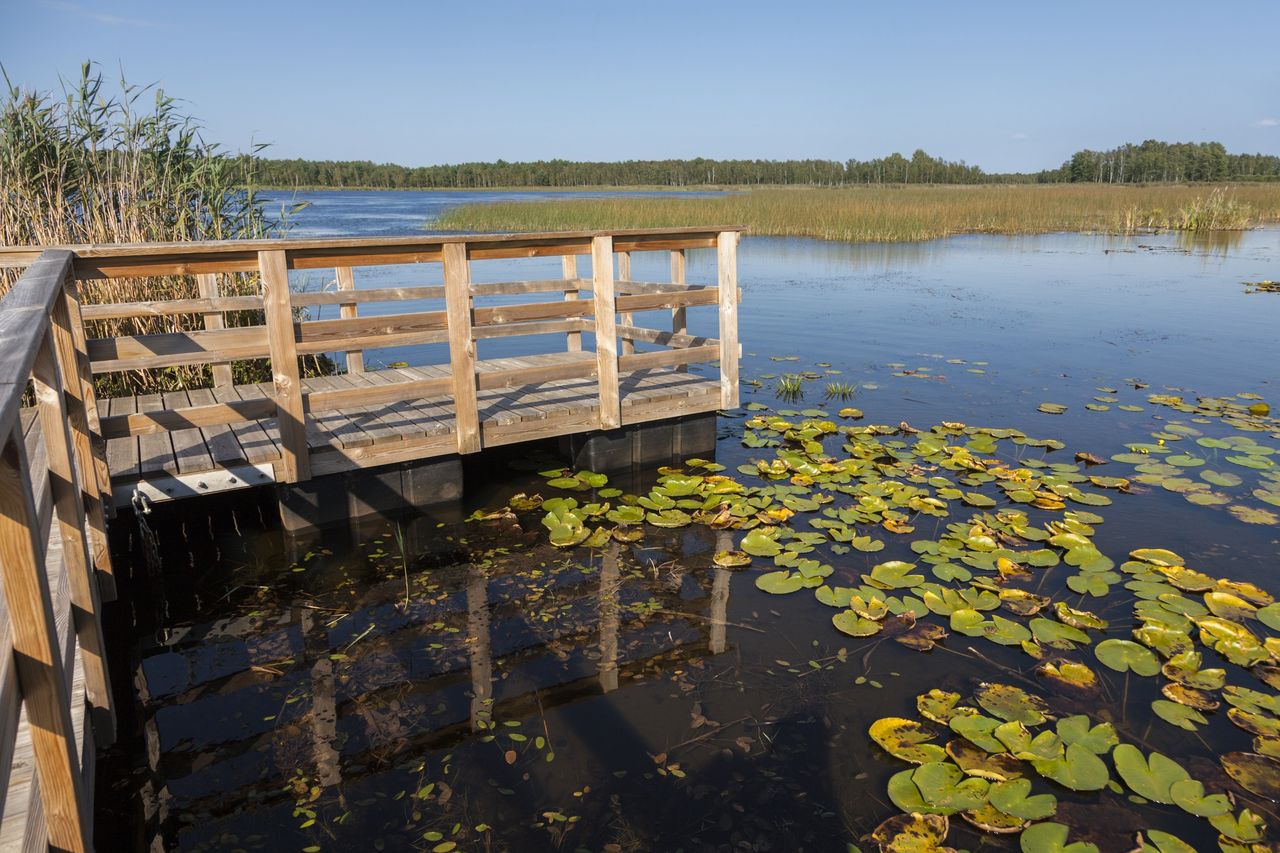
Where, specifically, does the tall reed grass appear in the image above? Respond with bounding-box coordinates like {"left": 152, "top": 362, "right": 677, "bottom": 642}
{"left": 0, "top": 63, "right": 318, "bottom": 394}
{"left": 435, "top": 183, "right": 1280, "bottom": 244}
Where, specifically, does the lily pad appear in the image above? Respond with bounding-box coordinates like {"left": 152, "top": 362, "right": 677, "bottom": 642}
{"left": 1095, "top": 639, "right": 1160, "bottom": 676}
{"left": 1111, "top": 744, "right": 1189, "bottom": 804}
{"left": 870, "top": 718, "right": 946, "bottom": 765}
{"left": 870, "top": 813, "right": 951, "bottom": 853}
{"left": 712, "top": 550, "right": 751, "bottom": 568}
{"left": 755, "top": 570, "right": 803, "bottom": 595}
{"left": 833, "top": 610, "right": 882, "bottom": 637}
{"left": 918, "top": 689, "right": 977, "bottom": 725}
{"left": 988, "top": 777, "right": 1056, "bottom": 820}
{"left": 1031, "top": 743, "right": 1109, "bottom": 791}
{"left": 1222, "top": 751, "right": 1280, "bottom": 801}
{"left": 975, "top": 683, "right": 1049, "bottom": 725}
{"left": 1019, "top": 821, "right": 1099, "bottom": 853}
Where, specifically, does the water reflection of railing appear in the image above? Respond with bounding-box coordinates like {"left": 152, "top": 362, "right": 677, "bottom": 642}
{"left": 131, "top": 529, "right": 736, "bottom": 831}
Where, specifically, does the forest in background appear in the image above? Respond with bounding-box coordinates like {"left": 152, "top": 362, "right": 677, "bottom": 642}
{"left": 245, "top": 140, "right": 1280, "bottom": 189}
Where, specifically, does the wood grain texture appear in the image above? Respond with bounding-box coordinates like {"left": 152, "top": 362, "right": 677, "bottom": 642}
{"left": 30, "top": 332, "right": 114, "bottom": 746}
{"left": 334, "top": 266, "right": 364, "bottom": 374}
{"left": 617, "top": 252, "right": 634, "bottom": 357}
{"left": 561, "top": 255, "right": 583, "bottom": 353}
{"left": 443, "top": 242, "right": 481, "bottom": 453}
{"left": 716, "top": 231, "right": 740, "bottom": 409}
{"left": 260, "top": 250, "right": 310, "bottom": 482}
{"left": 671, "top": 249, "right": 688, "bottom": 373}
{"left": 591, "top": 236, "right": 621, "bottom": 429}
{"left": 0, "top": 430, "right": 90, "bottom": 852}
{"left": 196, "top": 274, "right": 234, "bottom": 388}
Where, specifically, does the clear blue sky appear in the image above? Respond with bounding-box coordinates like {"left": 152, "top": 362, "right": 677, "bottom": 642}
{"left": 3, "top": 0, "right": 1278, "bottom": 173}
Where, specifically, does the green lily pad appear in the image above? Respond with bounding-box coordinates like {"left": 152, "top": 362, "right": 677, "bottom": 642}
{"left": 740, "top": 527, "right": 783, "bottom": 557}
{"left": 866, "top": 560, "right": 926, "bottom": 589}
{"left": 1168, "top": 777, "right": 1232, "bottom": 817}
{"left": 988, "top": 778, "right": 1056, "bottom": 820}
{"left": 833, "top": 610, "right": 882, "bottom": 637}
{"left": 1019, "top": 821, "right": 1099, "bottom": 853}
{"left": 755, "top": 570, "right": 803, "bottom": 595}
{"left": 1152, "top": 699, "right": 1207, "bottom": 731}
{"left": 1031, "top": 743, "right": 1110, "bottom": 791}
{"left": 1112, "top": 744, "right": 1189, "bottom": 804}
{"left": 1038, "top": 403, "right": 1068, "bottom": 415}
{"left": 1095, "top": 639, "right": 1160, "bottom": 676}
{"left": 1054, "top": 715, "right": 1117, "bottom": 755}
{"left": 950, "top": 714, "right": 1005, "bottom": 753}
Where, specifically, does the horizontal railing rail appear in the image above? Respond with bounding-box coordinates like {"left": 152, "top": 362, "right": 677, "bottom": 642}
{"left": 59, "top": 228, "right": 742, "bottom": 483}
{"left": 0, "top": 250, "right": 117, "bottom": 852}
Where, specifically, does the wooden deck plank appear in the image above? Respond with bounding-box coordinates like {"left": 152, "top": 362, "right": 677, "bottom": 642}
{"left": 303, "top": 375, "right": 377, "bottom": 451}
{"left": 229, "top": 385, "right": 282, "bottom": 465}
{"left": 103, "top": 396, "right": 138, "bottom": 480}
{"left": 210, "top": 384, "right": 277, "bottom": 465}
{"left": 135, "top": 393, "right": 175, "bottom": 477}
{"left": 162, "top": 389, "right": 215, "bottom": 476}
{"left": 186, "top": 388, "right": 245, "bottom": 466}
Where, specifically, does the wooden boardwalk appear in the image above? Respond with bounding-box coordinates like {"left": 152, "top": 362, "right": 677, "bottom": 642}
{"left": 0, "top": 227, "right": 742, "bottom": 850}
{"left": 105, "top": 354, "right": 720, "bottom": 503}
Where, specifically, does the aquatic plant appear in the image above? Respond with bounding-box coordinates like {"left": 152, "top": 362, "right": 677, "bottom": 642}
{"left": 434, "top": 183, "right": 1280, "bottom": 244}
{"left": 0, "top": 63, "right": 315, "bottom": 393}
{"left": 467, "top": 373, "right": 1280, "bottom": 851}
{"left": 824, "top": 380, "right": 858, "bottom": 400}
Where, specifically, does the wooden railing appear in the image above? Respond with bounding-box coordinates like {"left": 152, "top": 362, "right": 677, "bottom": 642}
{"left": 0, "top": 227, "right": 740, "bottom": 847}
{"left": 2, "top": 227, "right": 742, "bottom": 486}
{"left": 0, "top": 251, "right": 116, "bottom": 852}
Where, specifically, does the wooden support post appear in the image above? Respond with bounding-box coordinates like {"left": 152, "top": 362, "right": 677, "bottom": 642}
{"left": 334, "top": 266, "right": 365, "bottom": 373}
{"left": 561, "top": 254, "right": 582, "bottom": 353}
{"left": 31, "top": 329, "right": 115, "bottom": 746}
{"left": 617, "top": 251, "right": 634, "bottom": 356}
{"left": 260, "top": 250, "right": 311, "bottom": 482}
{"left": 196, "top": 273, "right": 234, "bottom": 388}
{"left": 716, "top": 231, "right": 740, "bottom": 410}
{"left": 443, "top": 242, "right": 481, "bottom": 454}
{"left": 670, "top": 249, "right": 688, "bottom": 373}
{"left": 0, "top": 429, "right": 91, "bottom": 853}
{"left": 58, "top": 277, "right": 116, "bottom": 596}
{"left": 591, "top": 236, "right": 621, "bottom": 429}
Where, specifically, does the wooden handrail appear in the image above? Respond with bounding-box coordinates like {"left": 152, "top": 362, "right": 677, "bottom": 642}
{"left": 0, "top": 249, "right": 117, "bottom": 852}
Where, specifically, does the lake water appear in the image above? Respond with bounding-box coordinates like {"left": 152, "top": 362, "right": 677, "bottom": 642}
{"left": 97, "top": 198, "right": 1280, "bottom": 852}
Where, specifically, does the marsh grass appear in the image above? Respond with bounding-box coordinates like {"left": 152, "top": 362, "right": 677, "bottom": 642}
{"left": 0, "top": 64, "right": 322, "bottom": 394}
{"left": 435, "top": 183, "right": 1280, "bottom": 244}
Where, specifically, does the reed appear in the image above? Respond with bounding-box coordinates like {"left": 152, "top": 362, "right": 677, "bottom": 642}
{"left": 0, "top": 64, "right": 318, "bottom": 394}
{"left": 434, "top": 184, "right": 1280, "bottom": 244}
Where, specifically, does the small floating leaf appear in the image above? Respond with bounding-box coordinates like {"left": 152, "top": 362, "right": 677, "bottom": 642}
{"left": 1095, "top": 639, "right": 1160, "bottom": 676}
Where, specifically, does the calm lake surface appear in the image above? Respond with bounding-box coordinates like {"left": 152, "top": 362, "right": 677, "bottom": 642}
{"left": 98, "top": 198, "right": 1280, "bottom": 852}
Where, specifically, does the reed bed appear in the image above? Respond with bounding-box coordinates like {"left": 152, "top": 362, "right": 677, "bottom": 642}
{"left": 435, "top": 183, "right": 1280, "bottom": 244}
{"left": 0, "top": 65, "right": 320, "bottom": 394}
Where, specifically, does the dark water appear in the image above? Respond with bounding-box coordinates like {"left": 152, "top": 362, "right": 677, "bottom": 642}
{"left": 97, "top": 224, "right": 1280, "bottom": 852}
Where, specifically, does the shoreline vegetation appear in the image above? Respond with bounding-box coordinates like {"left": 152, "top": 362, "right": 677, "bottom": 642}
{"left": 432, "top": 184, "right": 1280, "bottom": 244}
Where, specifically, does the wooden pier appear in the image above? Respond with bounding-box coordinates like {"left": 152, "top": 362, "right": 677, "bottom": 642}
{"left": 0, "top": 227, "right": 742, "bottom": 850}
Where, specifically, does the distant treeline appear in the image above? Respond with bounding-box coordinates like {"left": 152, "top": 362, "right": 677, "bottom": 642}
{"left": 243, "top": 141, "right": 1280, "bottom": 189}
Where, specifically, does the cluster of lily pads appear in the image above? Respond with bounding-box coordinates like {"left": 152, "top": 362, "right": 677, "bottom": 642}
{"left": 469, "top": 387, "right": 1280, "bottom": 851}
{"left": 1043, "top": 387, "right": 1278, "bottom": 526}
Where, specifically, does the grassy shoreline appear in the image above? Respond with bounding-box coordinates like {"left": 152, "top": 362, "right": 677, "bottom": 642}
{"left": 433, "top": 184, "right": 1280, "bottom": 244}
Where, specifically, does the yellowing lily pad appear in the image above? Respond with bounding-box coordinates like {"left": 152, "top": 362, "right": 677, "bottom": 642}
{"left": 974, "top": 683, "right": 1049, "bottom": 725}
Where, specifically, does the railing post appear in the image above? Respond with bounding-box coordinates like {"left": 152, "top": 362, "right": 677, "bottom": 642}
{"left": 591, "top": 235, "right": 621, "bottom": 429}
{"left": 561, "top": 254, "right": 582, "bottom": 353}
{"left": 617, "top": 250, "right": 634, "bottom": 357}
{"left": 259, "top": 250, "right": 311, "bottom": 482}
{"left": 670, "top": 249, "right": 688, "bottom": 373}
{"left": 32, "top": 326, "right": 115, "bottom": 746}
{"left": 335, "top": 266, "right": 365, "bottom": 373}
{"left": 443, "top": 242, "right": 481, "bottom": 453}
{"left": 59, "top": 275, "right": 117, "bottom": 596}
{"left": 197, "top": 273, "right": 234, "bottom": 387}
{"left": 716, "top": 231, "right": 740, "bottom": 410}
{"left": 0, "top": 428, "right": 91, "bottom": 853}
